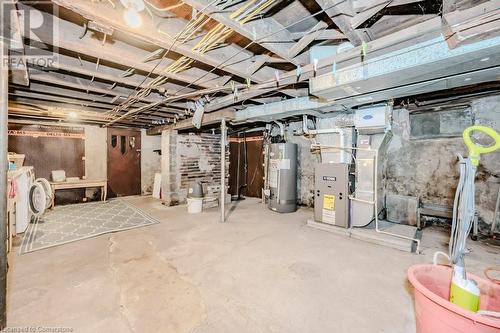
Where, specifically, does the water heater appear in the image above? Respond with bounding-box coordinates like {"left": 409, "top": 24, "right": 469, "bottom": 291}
{"left": 268, "top": 143, "right": 298, "bottom": 213}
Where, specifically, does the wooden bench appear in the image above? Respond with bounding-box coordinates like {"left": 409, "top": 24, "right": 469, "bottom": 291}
{"left": 50, "top": 179, "right": 107, "bottom": 208}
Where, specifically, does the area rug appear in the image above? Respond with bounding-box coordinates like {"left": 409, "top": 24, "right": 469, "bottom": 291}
{"left": 20, "top": 199, "right": 159, "bottom": 254}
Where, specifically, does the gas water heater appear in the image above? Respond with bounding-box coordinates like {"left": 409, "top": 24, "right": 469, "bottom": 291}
{"left": 268, "top": 143, "right": 298, "bottom": 213}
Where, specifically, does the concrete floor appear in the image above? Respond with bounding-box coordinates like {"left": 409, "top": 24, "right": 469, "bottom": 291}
{"left": 6, "top": 197, "right": 500, "bottom": 333}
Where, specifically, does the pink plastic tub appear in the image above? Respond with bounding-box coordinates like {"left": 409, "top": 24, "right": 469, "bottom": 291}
{"left": 407, "top": 264, "right": 500, "bottom": 333}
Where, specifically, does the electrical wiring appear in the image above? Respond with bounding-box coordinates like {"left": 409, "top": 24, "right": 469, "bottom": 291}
{"left": 105, "top": 0, "right": 222, "bottom": 121}
{"left": 110, "top": 0, "right": 349, "bottom": 124}
{"left": 166, "top": 0, "right": 348, "bottom": 99}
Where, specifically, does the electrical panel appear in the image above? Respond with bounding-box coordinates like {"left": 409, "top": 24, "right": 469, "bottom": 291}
{"left": 314, "top": 163, "right": 350, "bottom": 228}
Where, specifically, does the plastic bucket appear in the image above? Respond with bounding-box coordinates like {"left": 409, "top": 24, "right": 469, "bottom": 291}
{"left": 407, "top": 264, "right": 500, "bottom": 333}
{"left": 187, "top": 198, "right": 203, "bottom": 214}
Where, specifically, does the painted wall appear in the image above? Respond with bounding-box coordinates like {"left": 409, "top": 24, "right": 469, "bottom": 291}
{"left": 141, "top": 129, "right": 161, "bottom": 194}
{"left": 84, "top": 125, "right": 107, "bottom": 180}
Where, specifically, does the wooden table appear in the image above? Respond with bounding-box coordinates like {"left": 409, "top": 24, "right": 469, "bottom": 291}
{"left": 50, "top": 179, "right": 107, "bottom": 208}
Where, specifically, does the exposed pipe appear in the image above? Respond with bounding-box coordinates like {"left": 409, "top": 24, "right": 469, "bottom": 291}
{"left": 302, "top": 114, "right": 310, "bottom": 135}
{"left": 311, "top": 143, "right": 421, "bottom": 253}
{"left": 304, "top": 115, "right": 347, "bottom": 163}
{"left": 262, "top": 123, "right": 272, "bottom": 203}
{"left": 274, "top": 120, "right": 284, "bottom": 137}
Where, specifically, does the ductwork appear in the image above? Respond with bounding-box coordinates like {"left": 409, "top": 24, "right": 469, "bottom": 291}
{"left": 233, "top": 96, "right": 344, "bottom": 123}
{"left": 310, "top": 35, "right": 500, "bottom": 102}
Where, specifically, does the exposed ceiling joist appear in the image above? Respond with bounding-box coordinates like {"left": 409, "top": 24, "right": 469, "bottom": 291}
{"left": 350, "top": 1, "right": 390, "bottom": 29}
{"left": 147, "top": 109, "right": 235, "bottom": 134}
{"left": 27, "top": 69, "right": 168, "bottom": 105}
{"left": 11, "top": 82, "right": 184, "bottom": 116}
{"left": 8, "top": 102, "right": 152, "bottom": 126}
{"left": 19, "top": 3, "right": 221, "bottom": 90}
{"left": 290, "top": 29, "right": 346, "bottom": 41}
{"left": 313, "top": 0, "right": 369, "bottom": 46}
{"left": 9, "top": 90, "right": 117, "bottom": 110}
{"left": 51, "top": 0, "right": 277, "bottom": 82}
{"left": 288, "top": 21, "right": 328, "bottom": 58}
{"left": 181, "top": 0, "right": 306, "bottom": 64}
{"left": 32, "top": 51, "right": 193, "bottom": 95}
{"left": 190, "top": 17, "right": 443, "bottom": 112}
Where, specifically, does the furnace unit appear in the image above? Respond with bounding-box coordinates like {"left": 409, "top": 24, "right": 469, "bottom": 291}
{"left": 314, "top": 163, "right": 350, "bottom": 228}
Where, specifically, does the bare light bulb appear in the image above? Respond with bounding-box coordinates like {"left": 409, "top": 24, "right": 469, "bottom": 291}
{"left": 124, "top": 7, "right": 142, "bottom": 28}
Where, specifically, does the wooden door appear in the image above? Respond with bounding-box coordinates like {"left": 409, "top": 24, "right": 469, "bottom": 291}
{"left": 228, "top": 133, "right": 264, "bottom": 198}
{"left": 107, "top": 128, "right": 141, "bottom": 197}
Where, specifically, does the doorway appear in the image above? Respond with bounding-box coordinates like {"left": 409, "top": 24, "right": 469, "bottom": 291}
{"left": 228, "top": 132, "right": 264, "bottom": 199}
{"left": 107, "top": 128, "right": 141, "bottom": 197}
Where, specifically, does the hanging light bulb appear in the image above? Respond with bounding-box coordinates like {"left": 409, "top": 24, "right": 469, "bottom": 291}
{"left": 120, "top": 0, "right": 145, "bottom": 28}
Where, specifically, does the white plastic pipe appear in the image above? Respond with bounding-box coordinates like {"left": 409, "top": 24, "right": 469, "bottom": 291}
{"left": 303, "top": 115, "right": 347, "bottom": 163}
{"left": 274, "top": 120, "right": 285, "bottom": 137}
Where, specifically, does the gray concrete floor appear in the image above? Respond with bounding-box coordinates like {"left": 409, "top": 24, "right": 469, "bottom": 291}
{"left": 6, "top": 197, "right": 500, "bottom": 333}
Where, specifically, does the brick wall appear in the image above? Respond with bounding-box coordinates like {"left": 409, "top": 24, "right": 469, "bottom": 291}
{"left": 162, "top": 131, "right": 229, "bottom": 206}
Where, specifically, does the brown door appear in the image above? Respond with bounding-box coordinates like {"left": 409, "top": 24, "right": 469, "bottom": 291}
{"left": 228, "top": 133, "right": 264, "bottom": 198}
{"left": 107, "top": 128, "right": 141, "bottom": 197}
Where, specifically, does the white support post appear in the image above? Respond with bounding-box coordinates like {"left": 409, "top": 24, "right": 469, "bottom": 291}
{"left": 220, "top": 119, "right": 226, "bottom": 223}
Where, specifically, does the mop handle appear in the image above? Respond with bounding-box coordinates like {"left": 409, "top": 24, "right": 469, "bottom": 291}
{"left": 462, "top": 126, "right": 500, "bottom": 166}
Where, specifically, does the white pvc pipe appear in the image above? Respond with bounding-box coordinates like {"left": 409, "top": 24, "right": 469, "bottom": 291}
{"left": 274, "top": 120, "right": 284, "bottom": 137}
{"left": 311, "top": 143, "right": 421, "bottom": 253}
{"left": 304, "top": 115, "right": 347, "bottom": 163}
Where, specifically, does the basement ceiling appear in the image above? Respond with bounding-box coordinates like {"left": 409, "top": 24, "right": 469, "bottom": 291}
{"left": 4, "top": 0, "right": 499, "bottom": 129}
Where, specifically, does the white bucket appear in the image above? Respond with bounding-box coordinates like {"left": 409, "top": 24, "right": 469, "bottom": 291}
{"left": 187, "top": 197, "right": 203, "bottom": 214}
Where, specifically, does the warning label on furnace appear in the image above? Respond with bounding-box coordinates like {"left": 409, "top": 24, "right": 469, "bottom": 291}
{"left": 323, "top": 195, "right": 335, "bottom": 210}
{"left": 322, "top": 195, "right": 336, "bottom": 224}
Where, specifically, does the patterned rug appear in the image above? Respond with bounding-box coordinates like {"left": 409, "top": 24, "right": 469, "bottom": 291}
{"left": 20, "top": 199, "right": 159, "bottom": 254}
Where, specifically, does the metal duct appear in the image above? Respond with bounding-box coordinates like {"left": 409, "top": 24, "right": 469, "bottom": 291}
{"left": 310, "top": 35, "right": 500, "bottom": 102}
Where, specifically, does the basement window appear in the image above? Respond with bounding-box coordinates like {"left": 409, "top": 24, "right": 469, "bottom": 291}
{"left": 120, "top": 136, "right": 127, "bottom": 155}
{"left": 410, "top": 107, "right": 473, "bottom": 139}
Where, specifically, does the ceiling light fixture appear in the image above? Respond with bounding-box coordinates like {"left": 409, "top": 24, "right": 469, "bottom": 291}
{"left": 68, "top": 112, "right": 78, "bottom": 119}
{"left": 480, "top": 57, "right": 490, "bottom": 62}
{"left": 120, "top": 0, "right": 145, "bottom": 28}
